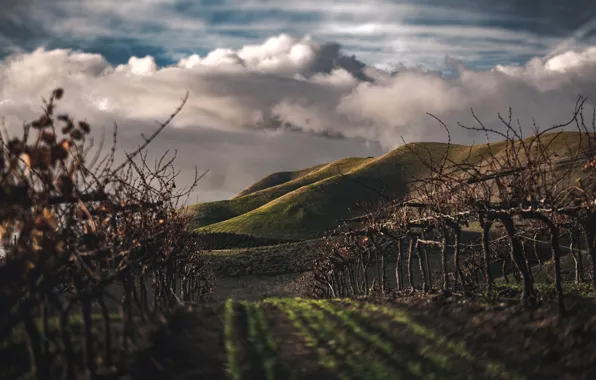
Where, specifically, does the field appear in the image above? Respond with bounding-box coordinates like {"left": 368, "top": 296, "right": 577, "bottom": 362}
{"left": 203, "top": 239, "right": 322, "bottom": 277}
{"left": 132, "top": 293, "right": 596, "bottom": 380}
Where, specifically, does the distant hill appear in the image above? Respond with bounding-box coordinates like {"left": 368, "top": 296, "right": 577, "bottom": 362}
{"left": 235, "top": 163, "right": 327, "bottom": 198}
{"left": 184, "top": 157, "right": 372, "bottom": 229}
{"left": 186, "top": 132, "right": 585, "bottom": 241}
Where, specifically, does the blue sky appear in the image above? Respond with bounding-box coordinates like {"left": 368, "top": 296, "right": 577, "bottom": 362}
{"left": 2, "top": 0, "right": 596, "bottom": 71}
{"left": 2, "top": 0, "right": 596, "bottom": 202}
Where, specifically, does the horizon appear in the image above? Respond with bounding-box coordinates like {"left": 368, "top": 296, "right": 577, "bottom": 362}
{"left": 1, "top": 0, "right": 596, "bottom": 203}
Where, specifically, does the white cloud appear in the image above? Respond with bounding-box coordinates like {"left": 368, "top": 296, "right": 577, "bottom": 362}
{"left": 2, "top": 34, "right": 596, "bottom": 201}
{"left": 176, "top": 34, "right": 319, "bottom": 74}
{"left": 544, "top": 46, "right": 596, "bottom": 72}
{"left": 117, "top": 55, "right": 158, "bottom": 75}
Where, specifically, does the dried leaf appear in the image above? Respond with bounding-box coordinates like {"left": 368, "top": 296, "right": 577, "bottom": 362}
{"left": 24, "top": 260, "right": 35, "bottom": 272}
{"left": 41, "top": 130, "right": 56, "bottom": 144}
{"left": 8, "top": 139, "right": 25, "bottom": 155}
{"left": 29, "top": 147, "right": 52, "bottom": 169}
{"left": 57, "top": 175, "right": 74, "bottom": 196}
{"left": 52, "top": 88, "right": 64, "bottom": 100}
{"left": 21, "top": 153, "right": 31, "bottom": 168}
{"left": 78, "top": 121, "right": 91, "bottom": 134}
{"left": 43, "top": 208, "right": 57, "bottom": 229}
{"left": 70, "top": 129, "right": 83, "bottom": 141}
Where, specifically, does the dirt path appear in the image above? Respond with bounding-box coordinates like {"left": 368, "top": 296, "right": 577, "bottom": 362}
{"left": 131, "top": 296, "right": 596, "bottom": 380}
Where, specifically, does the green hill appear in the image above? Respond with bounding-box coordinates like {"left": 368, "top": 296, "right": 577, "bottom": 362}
{"left": 184, "top": 157, "right": 372, "bottom": 229}
{"left": 190, "top": 132, "right": 586, "bottom": 240}
{"left": 235, "top": 164, "right": 326, "bottom": 198}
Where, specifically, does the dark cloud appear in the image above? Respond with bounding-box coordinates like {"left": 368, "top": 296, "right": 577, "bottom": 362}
{"left": 2, "top": 0, "right": 596, "bottom": 70}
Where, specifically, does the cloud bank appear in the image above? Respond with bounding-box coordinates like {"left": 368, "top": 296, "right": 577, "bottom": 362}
{"left": 2, "top": 34, "right": 596, "bottom": 201}
{"left": 4, "top": 0, "right": 595, "bottom": 70}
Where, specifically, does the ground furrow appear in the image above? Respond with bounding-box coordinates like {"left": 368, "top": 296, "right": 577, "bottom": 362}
{"left": 264, "top": 298, "right": 350, "bottom": 379}
{"left": 305, "top": 299, "right": 452, "bottom": 380}
{"left": 242, "top": 300, "right": 286, "bottom": 380}
{"left": 343, "top": 300, "right": 525, "bottom": 380}
{"left": 268, "top": 298, "right": 403, "bottom": 380}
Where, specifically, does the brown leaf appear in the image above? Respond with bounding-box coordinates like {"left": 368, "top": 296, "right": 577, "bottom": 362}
{"left": 24, "top": 260, "right": 36, "bottom": 272}
{"left": 52, "top": 88, "right": 64, "bottom": 100}
{"left": 70, "top": 129, "right": 83, "bottom": 141}
{"left": 21, "top": 153, "right": 31, "bottom": 168}
{"left": 8, "top": 139, "right": 25, "bottom": 155}
{"left": 41, "top": 130, "right": 56, "bottom": 145}
{"left": 33, "top": 115, "right": 51, "bottom": 129}
{"left": 29, "top": 147, "right": 52, "bottom": 169}
{"left": 51, "top": 144, "right": 69, "bottom": 165}
{"left": 57, "top": 175, "right": 74, "bottom": 196}
{"left": 43, "top": 208, "right": 57, "bottom": 229}
{"left": 78, "top": 121, "right": 91, "bottom": 134}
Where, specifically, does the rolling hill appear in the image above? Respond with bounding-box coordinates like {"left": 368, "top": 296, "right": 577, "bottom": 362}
{"left": 184, "top": 157, "right": 373, "bottom": 229}
{"left": 188, "top": 132, "right": 586, "bottom": 241}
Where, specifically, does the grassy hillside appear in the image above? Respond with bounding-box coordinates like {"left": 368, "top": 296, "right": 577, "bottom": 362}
{"left": 235, "top": 164, "right": 326, "bottom": 197}
{"left": 184, "top": 157, "right": 371, "bottom": 229}
{"left": 191, "top": 132, "right": 586, "bottom": 240}
{"left": 204, "top": 239, "right": 322, "bottom": 277}
{"left": 196, "top": 142, "right": 473, "bottom": 239}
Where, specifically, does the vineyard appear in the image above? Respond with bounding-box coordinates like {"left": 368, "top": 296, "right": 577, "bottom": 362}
{"left": 0, "top": 90, "right": 214, "bottom": 379}
{"left": 131, "top": 92, "right": 596, "bottom": 379}
{"left": 311, "top": 97, "right": 596, "bottom": 318}
{"left": 134, "top": 295, "right": 596, "bottom": 379}
{"left": 3, "top": 89, "right": 596, "bottom": 380}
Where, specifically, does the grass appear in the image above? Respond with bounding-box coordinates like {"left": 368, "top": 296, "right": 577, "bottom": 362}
{"left": 136, "top": 285, "right": 596, "bottom": 379}
{"left": 495, "top": 280, "right": 595, "bottom": 298}
{"left": 266, "top": 298, "right": 387, "bottom": 379}
{"left": 216, "top": 297, "right": 528, "bottom": 379}
{"left": 203, "top": 239, "right": 322, "bottom": 277}
{"left": 349, "top": 300, "right": 524, "bottom": 380}
{"left": 224, "top": 299, "right": 242, "bottom": 380}
{"left": 0, "top": 313, "right": 122, "bottom": 380}
{"left": 190, "top": 132, "right": 588, "bottom": 241}
{"left": 196, "top": 143, "right": 464, "bottom": 240}
{"left": 184, "top": 157, "right": 371, "bottom": 229}
{"left": 493, "top": 250, "right": 595, "bottom": 297}
{"left": 1, "top": 312, "right": 121, "bottom": 348}
{"left": 235, "top": 163, "right": 327, "bottom": 198}
{"left": 242, "top": 301, "right": 280, "bottom": 380}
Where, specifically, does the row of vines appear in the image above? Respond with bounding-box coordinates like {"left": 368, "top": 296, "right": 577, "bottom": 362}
{"left": 313, "top": 97, "right": 596, "bottom": 316}
{"left": 0, "top": 89, "right": 214, "bottom": 379}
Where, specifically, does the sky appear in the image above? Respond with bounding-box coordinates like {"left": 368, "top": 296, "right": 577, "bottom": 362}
{"left": 1, "top": 0, "right": 596, "bottom": 202}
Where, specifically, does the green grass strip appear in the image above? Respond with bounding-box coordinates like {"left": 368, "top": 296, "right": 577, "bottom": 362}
{"left": 307, "top": 299, "right": 451, "bottom": 380}
{"left": 242, "top": 301, "right": 278, "bottom": 380}
{"left": 343, "top": 299, "right": 525, "bottom": 380}
{"left": 2, "top": 313, "right": 122, "bottom": 348}
{"left": 224, "top": 299, "right": 242, "bottom": 380}
{"left": 266, "top": 298, "right": 393, "bottom": 380}
{"left": 264, "top": 298, "right": 347, "bottom": 379}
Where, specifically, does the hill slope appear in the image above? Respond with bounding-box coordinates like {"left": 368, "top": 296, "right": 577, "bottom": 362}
{"left": 191, "top": 132, "right": 586, "bottom": 240}
{"left": 235, "top": 164, "right": 326, "bottom": 198}
{"left": 184, "top": 157, "right": 372, "bottom": 229}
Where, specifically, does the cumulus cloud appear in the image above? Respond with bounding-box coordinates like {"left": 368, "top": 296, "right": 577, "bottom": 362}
{"left": 2, "top": 34, "right": 596, "bottom": 201}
